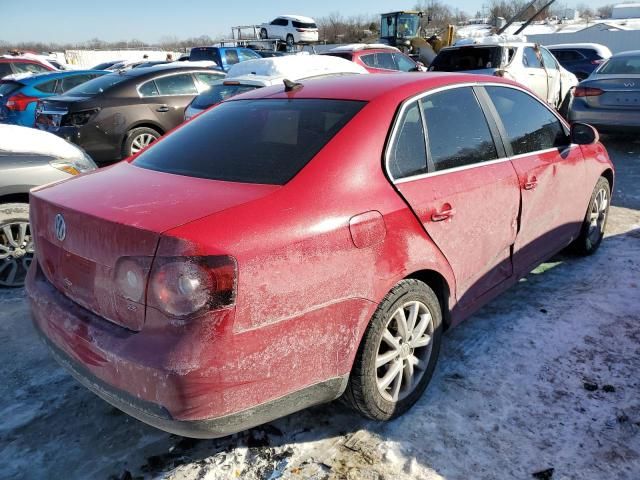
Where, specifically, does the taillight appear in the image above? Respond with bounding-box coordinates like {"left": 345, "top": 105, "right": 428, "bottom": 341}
{"left": 115, "top": 257, "right": 152, "bottom": 303}
{"left": 6, "top": 93, "right": 39, "bottom": 111}
{"left": 61, "top": 109, "right": 99, "bottom": 126}
{"left": 591, "top": 59, "right": 604, "bottom": 65}
{"left": 574, "top": 87, "right": 604, "bottom": 97}
{"left": 296, "top": 28, "right": 305, "bottom": 32}
{"left": 148, "top": 256, "right": 236, "bottom": 318}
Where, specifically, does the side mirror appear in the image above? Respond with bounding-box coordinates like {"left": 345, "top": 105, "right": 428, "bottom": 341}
{"left": 570, "top": 122, "right": 599, "bottom": 145}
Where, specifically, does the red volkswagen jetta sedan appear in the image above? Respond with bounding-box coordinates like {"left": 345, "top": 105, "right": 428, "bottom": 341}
{"left": 27, "top": 73, "right": 614, "bottom": 438}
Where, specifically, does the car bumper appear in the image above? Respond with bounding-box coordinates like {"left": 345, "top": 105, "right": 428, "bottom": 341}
{"left": 296, "top": 31, "right": 319, "bottom": 43}
{"left": 34, "top": 124, "right": 123, "bottom": 163}
{"left": 26, "top": 262, "right": 348, "bottom": 438}
{"left": 568, "top": 100, "right": 640, "bottom": 132}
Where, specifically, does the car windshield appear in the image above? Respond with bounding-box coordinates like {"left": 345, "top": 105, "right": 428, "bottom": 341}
{"left": 191, "top": 84, "right": 260, "bottom": 109}
{"left": 430, "top": 46, "right": 504, "bottom": 71}
{"left": 597, "top": 56, "right": 640, "bottom": 75}
{"left": 64, "top": 74, "right": 128, "bottom": 96}
{"left": 134, "top": 99, "right": 366, "bottom": 184}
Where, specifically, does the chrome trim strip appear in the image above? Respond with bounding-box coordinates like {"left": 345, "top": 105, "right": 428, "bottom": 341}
{"left": 385, "top": 81, "right": 572, "bottom": 184}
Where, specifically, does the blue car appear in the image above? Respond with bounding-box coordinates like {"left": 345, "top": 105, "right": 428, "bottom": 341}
{"left": 188, "top": 46, "right": 262, "bottom": 71}
{"left": 0, "top": 70, "right": 107, "bottom": 126}
{"left": 547, "top": 43, "right": 613, "bottom": 81}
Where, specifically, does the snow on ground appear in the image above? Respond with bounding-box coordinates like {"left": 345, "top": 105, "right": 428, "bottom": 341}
{"left": 0, "top": 136, "right": 639, "bottom": 480}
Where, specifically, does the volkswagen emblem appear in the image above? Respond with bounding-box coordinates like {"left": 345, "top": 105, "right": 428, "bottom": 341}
{"left": 624, "top": 82, "right": 635, "bottom": 87}
{"left": 54, "top": 214, "right": 66, "bottom": 241}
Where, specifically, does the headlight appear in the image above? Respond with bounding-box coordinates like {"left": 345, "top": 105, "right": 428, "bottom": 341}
{"left": 49, "top": 151, "right": 98, "bottom": 175}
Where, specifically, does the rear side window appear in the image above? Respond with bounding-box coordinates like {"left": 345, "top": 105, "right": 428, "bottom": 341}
{"left": 134, "top": 99, "right": 365, "bottom": 184}
{"left": 421, "top": 87, "right": 498, "bottom": 172}
{"left": 292, "top": 20, "right": 317, "bottom": 28}
{"left": 154, "top": 74, "right": 197, "bottom": 95}
{"left": 139, "top": 80, "right": 159, "bottom": 97}
{"left": 225, "top": 50, "right": 240, "bottom": 66}
{"left": 271, "top": 18, "right": 289, "bottom": 26}
{"left": 360, "top": 54, "right": 376, "bottom": 68}
{"left": 523, "top": 47, "right": 543, "bottom": 68}
{"left": 323, "top": 52, "right": 353, "bottom": 61}
{"left": 388, "top": 102, "right": 427, "bottom": 179}
{"left": 430, "top": 47, "right": 503, "bottom": 71}
{"left": 35, "top": 79, "right": 57, "bottom": 93}
{"left": 485, "top": 86, "right": 568, "bottom": 155}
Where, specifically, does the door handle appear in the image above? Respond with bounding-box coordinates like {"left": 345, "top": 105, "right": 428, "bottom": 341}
{"left": 431, "top": 204, "right": 455, "bottom": 222}
{"left": 156, "top": 105, "right": 170, "bottom": 112}
{"left": 524, "top": 176, "right": 538, "bottom": 190}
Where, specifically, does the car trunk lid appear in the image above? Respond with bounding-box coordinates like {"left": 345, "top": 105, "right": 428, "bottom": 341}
{"left": 30, "top": 161, "right": 280, "bottom": 331}
{"left": 34, "top": 95, "right": 92, "bottom": 128}
{"left": 580, "top": 75, "right": 640, "bottom": 109}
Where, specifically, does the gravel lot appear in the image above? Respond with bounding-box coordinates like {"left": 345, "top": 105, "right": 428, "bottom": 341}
{"left": 1, "top": 136, "right": 638, "bottom": 480}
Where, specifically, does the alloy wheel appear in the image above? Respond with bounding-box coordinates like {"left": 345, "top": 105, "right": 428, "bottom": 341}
{"left": 376, "top": 300, "right": 434, "bottom": 402}
{"left": 588, "top": 187, "right": 608, "bottom": 245}
{"left": 130, "top": 133, "right": 157, "bottom": 155}
{"left": 0, "top": 222, "right": 34, "bottom": 287}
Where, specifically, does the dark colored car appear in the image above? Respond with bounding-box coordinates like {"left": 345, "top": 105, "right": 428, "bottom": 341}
{"left": 189, "top": 47, "right": 262, "bottom": 71}
{"left": 547, "top": 43, "right": 612, "bottom": 81}
{"left": 568, "top": 50, "right": 640, "bottom": 132}
{"left": 34, "top": 65, "right": 224, "bottom": 163}
{"left": 90, "top": 60, "right": 125, "bottom": 70}
{"left": 0, "top": 58, "right": 55, "bottom": 79}
{"left": 27, "top": 73, "right": 613, "bottom": 438}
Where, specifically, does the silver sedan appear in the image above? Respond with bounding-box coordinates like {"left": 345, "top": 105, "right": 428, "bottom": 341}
{"left": 568, "top": 50, "right": 640, "bottom": 132}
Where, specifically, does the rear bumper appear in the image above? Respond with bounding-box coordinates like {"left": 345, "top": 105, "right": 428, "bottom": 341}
{"left": 568, "top": 100, "right": 640, "bottom": 131}
{"left": 26, "top": 263, "right": 348, "bottom": 438}
{"left": 34, "top": 124, "right": 123, "bottom": 163}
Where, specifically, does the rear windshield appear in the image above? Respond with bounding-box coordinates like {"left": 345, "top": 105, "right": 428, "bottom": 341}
{"left": 134, "top": 99, "right": 365, "bottom": 184}
{"left": 292, "top": 20, "right": 317, "bottom": 29}
{"left": 597, "top": 57, "right": 640, "bottom": 75}
{"left": 190, "top": 48, "right": 217, "bottom": 62}
{"left": 431, "top": 46, "right": 503, "bottom": 71}
{"left": 64, "top": 74, "right": 128, "bottom": 96}
{"left": 0, "top": 81, "right": 22, "bottom": 97}
{"left": 191, "top": 84, "right": 260, "bottom": 109}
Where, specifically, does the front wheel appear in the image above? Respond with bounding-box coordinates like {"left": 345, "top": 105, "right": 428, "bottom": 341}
{"left": 343, "top": 279, "right": 442, "bottom": 421}
{"left": 572, "top": 177, "right": 611, "bottom": 255}
{"left": 260, "top": 28, "right": 268, "bottom": 39}
{"left": 0, "top": 203, "right": 34, "bottom": 288}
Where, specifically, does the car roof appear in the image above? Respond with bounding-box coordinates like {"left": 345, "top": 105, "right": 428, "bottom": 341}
{"left": 276, "top": 14, "right": 315, "bottom": 23}
{"left": 228, "top": 72, "right": 520, "bottom": 103}
{"left": 226, "top": 55, "right": 368, "bottom": 79}
{"left": 121, "top": 64, "right": 223, "bottom": 78}
{"left": 9, "top": 70, "right": 106, "bottom": 84}
{"left": 547, "top": 43, "right": 612, "bottom": 56}
{"left": 610, "top": 50, "right": 640, "bottom": 57}
{"left": 329, "top": 43, "right": 400, "bottom": 53}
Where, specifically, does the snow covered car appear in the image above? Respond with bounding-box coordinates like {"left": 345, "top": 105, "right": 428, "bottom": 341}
{"left": 27, "top": 73, "right": 612, "bottom": 438}
{"left": 0, "top": 124, "right": 96, "bottom": 287}
{"left": 184, "top": 54, "right": 368, "bottom": 120}
{"left": 321, "top": 44, "right": 425, "bottom": 74}
{"left": 259, "top": 15, "right": 319, "bottom": 46}
{"left": 430, "top": 39, "right": 578, "bottom": 110}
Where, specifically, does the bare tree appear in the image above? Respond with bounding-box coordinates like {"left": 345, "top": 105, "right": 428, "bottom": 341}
{"left": 596, "top": 4, "right": 614, "bottom": 18}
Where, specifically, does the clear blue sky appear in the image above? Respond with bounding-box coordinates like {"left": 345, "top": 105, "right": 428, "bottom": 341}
{"left": 2, "top": 0, "right": 609, "bottom": 44}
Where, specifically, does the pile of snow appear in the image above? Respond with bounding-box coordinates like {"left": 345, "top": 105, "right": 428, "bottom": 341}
{"left": 455, "top": 34, "right": 528, "bottom": 45}
{"left": 227, "top": 54, "right": 368, "bottom": 79}
{"left": 0, "top": 124, "right": 85, "bottom": 159}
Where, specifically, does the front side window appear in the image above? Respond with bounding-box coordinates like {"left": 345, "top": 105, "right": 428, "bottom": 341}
{"left": 134, "top": 99, "right": 365, "bottom": 185}
{"left": 485, "top": 86, "right": 568, "bottom": 155}
{"left": 12, "top": 62, "right": 49, "bottom": 74}
{"left": 238, "top": 49, "right": 261, "bottom": 62}
{"left": 421, "top": 87, "right": 498, "bottom": 172}
{"left": 376, "top": 53, "right": 397, "bottom": 70}
{"left": 393, "top": 53, "right": 416, "bottom": 72}
{"left": 539, "top": 48, "right": 558, "bottom": 70}
{"left": 523, "top": 47, "right": 543, "bottom": 68}
{"left": 154, "top": 74, "right": 197, "bottom": 95}
{"left": 388, "top": 102, "right": 427, "bottom": 179}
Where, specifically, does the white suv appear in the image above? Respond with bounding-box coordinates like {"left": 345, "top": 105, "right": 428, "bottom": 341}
{"left": 430, "top": 39, "right": 578, "bottom": 110}
{"left": 260, "top": 15, "right": 319, "bottom": 46}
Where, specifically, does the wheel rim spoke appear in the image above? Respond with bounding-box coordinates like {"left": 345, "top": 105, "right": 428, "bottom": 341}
{"left": 406, "top": 302, "right": 419, "bottom": 335}
{"left": 394, "top": 307, "right": 409, "bottom": 341}
{"left": 391, "top": 365, "right": 403, "bottom": 401}
{"left": 378, "top": 359, "right": 403, "bottom": 391}
{"left": 403, "top": 357, "right": 414, "bottom": 390}
{"left": 3, "top": 225, "right": 19, "bottom": 247}
{"left": 382, "top": 329, "right": 400, "bottom": 350}
{"left": 376, "top": 349, "right": 398, "bottom": 368}
{"left": 411, "top": 334, "right": 432, "bottom": 349}
{"left": 408, "top": 354, "right": 425, "bottom": 370}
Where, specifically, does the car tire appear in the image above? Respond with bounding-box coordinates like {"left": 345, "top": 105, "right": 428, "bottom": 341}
{"left": 123, "top": 127, "right": 160, "bottom": 158}
{"left": 286, "top": 34, "right": 295, "bottom": 47}
{"left": 343, "top": 279, "right": 442, "bottom": 421}
{"left": 572, "top": 177, "right": 611, "bottom": 256}
{"left": 260, "top": 28, "right": 268, "bottom": 39}
{"left": 0, "top": 203, "right": 34, "bottom": 288}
